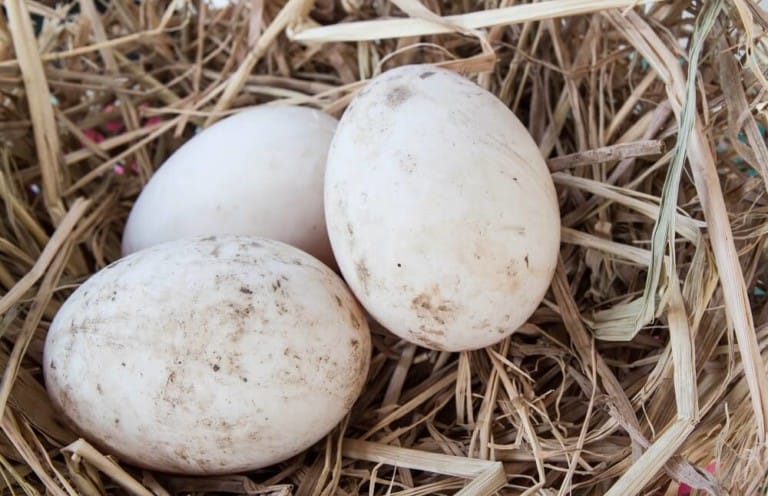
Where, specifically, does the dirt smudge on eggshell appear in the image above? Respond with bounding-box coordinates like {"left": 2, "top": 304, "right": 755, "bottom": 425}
{"left": 42, "top": 235, "right": 372, "bottom": 475}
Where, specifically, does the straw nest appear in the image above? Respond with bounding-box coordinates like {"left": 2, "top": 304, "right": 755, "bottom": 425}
{"left": 1, "top": 0, "right": 767, "bottom": 494}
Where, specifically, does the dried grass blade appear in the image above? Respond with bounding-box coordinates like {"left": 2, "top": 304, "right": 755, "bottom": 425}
{"left": 547, "top": 140, "right": 664, "bottom": 171}
{"left": 604, "top": 419, "right": 696, "bottom": 496}
{"left": 382, "top": 344, "right": 417, "bottom": 407}
{"left": 113, "top": 52, "right": 181, "bottom": 106}
{"left": 388, "top": 0, "right": 467, "bottom": 35}
{"left": 155, "top": 475, "right": 290, "bottom": 495}
{"left": 609, "top": 6, "right": 768, "bottom": 438}
{"left": 605, "top": 72, "right": 657, "bottom": 142}
{"left": 561, "top": 226, "right": 651, "bottom": 266}
{"left": 63, "top": 123, "right": 163, "bottom": 168}
{"left": 666, "top": 275, "right": 698, "bottom": 422}
{"left": 5, "top": 0, "right": 65, "bottom": 222}
{"left": 488, "top": 352, "right": 545, "bottom": 483}
{"left": 290, "top": 0, "right": 657, "bottom": 43}
{"left": 731, "top": 0, "right": 768, "bottom": 92}
{"left": 78, "top": 0, "right": 152, "bottom": 173}
{"left": 0, "top": 26, "right": 166, "bottom": 69}
{"left": 62, "top": 455, "right": 103, "bottom": 496}
{"left": 454, "top": 464, "right": 506, "bottom": 496}
{"left": 22, "top": 420, "right": 79, "bottom": 496}
{"left": 0, "top": 243, "right": 68, "bottom": 421}
{"left": 595, "top": 0, "right": 722, "bottom": 340}
{"left": 0, "top": 198, "right": 90, "bottom": 317}
{"left": 342, "top": 439, "right": 506, "bottom": 495}
{"left": 1, "top": 412, "right": 68, "bottom": 496}
{"left": 470, "top": 340, "right": 508, "bottom": 460}
{"left": 65, "top": 118, "right": 181, "bottom": 193}
{"left": 557, "top": 342, "right": 597, "bottom": 496}
{"left": 0, "top": 453, "right": 39, "bottom": 496}
{"left": 718, "top": 37, "right": 768, "bottom": 190}
{"left": 386, "top": 0, "right": 494, "bottom": 57}
{"left": 317, "top": 419, "right": 347, "bottom": 496}
{"left": 343, "top": 439, "right": 490, "bottom": 477}
{"left": 551, "top": 261, "right": 644, "bottom": 456}
{"left": 361, "top": 369, "right": 457, "bottom": 440}
{"left": 553, "top": 172, "right": 703, "bottom": 242}
{"left": 61, "top": 439, "right": 152, "bottom": 496}
{"left": 0, "top": 173, "right": 52, "bottom": 249}
{"left": 205, "top": 0, "right": 315, "bottom": 126}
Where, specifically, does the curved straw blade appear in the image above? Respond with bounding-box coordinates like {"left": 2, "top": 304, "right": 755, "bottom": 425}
{"left": 342, "top": 439, "right": 506, "bottom": 495}
{"left": 290, "top": 0, "right": 659, "bottom": 43}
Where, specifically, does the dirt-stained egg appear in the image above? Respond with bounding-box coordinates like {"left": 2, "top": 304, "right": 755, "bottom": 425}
{"left": 122, "top": 106, "right": 338, "bottom": 267}
{"left": 43, "top": 235, "right": 371, "bottom": 474}
{"left": 325, "top": 65, "right": 560, "bottom": 351}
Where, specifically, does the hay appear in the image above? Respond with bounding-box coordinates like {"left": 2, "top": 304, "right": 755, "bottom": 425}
{"left": 0, "top": 0, "right": 767, "bottom": 494}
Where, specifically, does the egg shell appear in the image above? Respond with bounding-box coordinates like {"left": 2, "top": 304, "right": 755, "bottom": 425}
{"left": 122, "top": 106, "right": 338, "bottom": 266}
{"left": 43, "top": 235, "right": 371, "bottom": 474}
{"left": 325, "top": 65, "right": 560, "bottom": 351}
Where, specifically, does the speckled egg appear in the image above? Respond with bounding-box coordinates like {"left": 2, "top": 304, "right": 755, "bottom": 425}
{"left": 325, "top": 65, "right": 560, "bottom": 351}
{"left": 43, "top": 235, "right": 371, "bottom": 474}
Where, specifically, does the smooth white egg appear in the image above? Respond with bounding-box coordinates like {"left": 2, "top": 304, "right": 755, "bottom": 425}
{"left": 122, "top": 106, "right": 338, "bottom": 266}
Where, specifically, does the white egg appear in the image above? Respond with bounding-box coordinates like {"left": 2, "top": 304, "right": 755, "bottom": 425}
{"left": 122, "top": 106, "right": 338, "bottom": 266}
{"left": 43, "top": 235, "right": 371, "bottom": 474}
{"left": 325, "top": 65, "right": 560, "bottom": 351}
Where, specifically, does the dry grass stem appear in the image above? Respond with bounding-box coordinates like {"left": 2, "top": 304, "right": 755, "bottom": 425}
{"left": 289, "top": 0, "right": 657, "bottom": 42}
{"left": 0, "top": 0, "right": 767, "bottom": 494}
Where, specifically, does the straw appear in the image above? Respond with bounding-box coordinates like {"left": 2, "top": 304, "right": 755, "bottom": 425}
{"left": 289, "top": 0, "right": 657, "bottom": 42}
{"left": 0, "top": 0, "right": 767, "bottom": 494}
